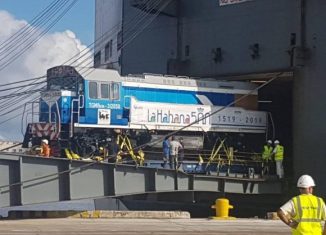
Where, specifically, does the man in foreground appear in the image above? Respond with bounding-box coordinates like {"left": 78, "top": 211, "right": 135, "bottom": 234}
{"left": 277, "top": 174, "right": 326, "bottom": 235}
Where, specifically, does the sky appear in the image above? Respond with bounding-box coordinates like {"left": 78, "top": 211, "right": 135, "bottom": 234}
{"left": 0, "top": 0, "right": 95, "bottom": 141}
{"left": 0, "top": 0, "right": 95, "bottom": 46}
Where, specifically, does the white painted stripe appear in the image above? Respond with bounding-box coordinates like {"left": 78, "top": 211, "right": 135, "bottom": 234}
{"left": 74, "top": 123, "right": 265, "bottom": 133}
{"left": 196, "top": 94, "right": 213, "bottom": 105}
{"left": 122, "top": 81, "right": 257, "bottom": 95}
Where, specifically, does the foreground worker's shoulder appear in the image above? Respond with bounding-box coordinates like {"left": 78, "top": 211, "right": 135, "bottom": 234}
{"left": 280, "top": 199, "right": 295, "bottom": 216}
{"left": 319, "top": 196, "right": 326, "bottom": 208}
{"left": 319, "top": 197, "right": 326, "bottom": 219}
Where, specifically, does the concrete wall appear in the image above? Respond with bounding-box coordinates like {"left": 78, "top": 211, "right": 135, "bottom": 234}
{"left": 121, "top": 0, "right": 178, "bottom": 75}
{"left": 180, "top": 0, "right": 299, "bottom": 77}
{"left": 95, "top": 0, "right": 123, "bottom": 71}
{"left": 293, "top": 0, "right": 326, "bottom": 196}
{"left": 95, "top": 0, "right": 300, "bottom": 77}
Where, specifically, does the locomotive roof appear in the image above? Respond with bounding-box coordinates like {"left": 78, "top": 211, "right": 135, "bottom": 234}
{"left": 74, "top": 67, "right": 258, "bottom": 94}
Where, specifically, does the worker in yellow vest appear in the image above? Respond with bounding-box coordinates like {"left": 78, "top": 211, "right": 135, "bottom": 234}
{"left": 277, "top": 175, "right": 326, "bottom": 235}
{"left": 273, "top": 140, "right": 284, "bottom": 178}
{"left": 262, "top": 140, "right": 273, "bottom": 175}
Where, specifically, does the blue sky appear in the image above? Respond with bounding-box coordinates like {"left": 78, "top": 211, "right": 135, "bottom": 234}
{"left": 0, "top": 0, "right": 95, "bottom": 141}
{"left": 0, "top": 0, "right": 95, "bottom": 46}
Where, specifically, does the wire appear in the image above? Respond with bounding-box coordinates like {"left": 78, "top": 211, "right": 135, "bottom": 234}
{"left": 0, "top": 70, "right": 280, "bottom": 192}
{"left": 131, "top": 72, "right": 284, "bottom": 151}
{"left": 0, "top": 0, "right": 79, "bottom": 72}
{"left": 74, "top": 0, "right": 166, "bottom": 75}
{"left": 0, "top": 0, "right": 165, "bottom": 123}
{"left": 0, "top": 88, "right": 45, "bottom": 100}
{"left": 0, "top": 0, "right": 64, "bottom": 52}
{"left": 0, "top": 1, "right": 79, "bottom": 112}
{"left": 0, "top": 76, "right": 46, "bottom": 87}
{"left": 0, "top": 0, "right": 67, "bottom": 59}
{"left": 0, "top": 81, "right": 45, "bottom": 92}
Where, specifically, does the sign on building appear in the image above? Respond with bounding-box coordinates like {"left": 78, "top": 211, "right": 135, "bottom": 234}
{"left": 219, "top": 0, "right": 252, "bottom": 6}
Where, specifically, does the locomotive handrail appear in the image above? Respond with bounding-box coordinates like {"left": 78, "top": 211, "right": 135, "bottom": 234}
{"left": 79, "top": 95, "right": 84, "bottom": 108}
{"left": 70, "top": 98, "right": 80, "bottom": 138}
{"left": 55, "top": 101, "right": 61, "bottom": 136}
{"left": 124, "top": 95, "right": 133, "bottom": 109}
{"left": 25, "top": 112, "right": 57, "bottom": 124}
{"left": 21, "top": 101, "right": 39, "bottom": 136}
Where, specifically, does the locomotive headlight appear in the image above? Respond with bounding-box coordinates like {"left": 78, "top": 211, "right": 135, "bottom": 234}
{"left": 63, "top": 98, "right": 68, "bottom": 103}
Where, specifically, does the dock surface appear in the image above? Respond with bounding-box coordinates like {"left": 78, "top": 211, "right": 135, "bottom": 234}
{"left": 0, "top": 218, "right": 289, "bottom": 234}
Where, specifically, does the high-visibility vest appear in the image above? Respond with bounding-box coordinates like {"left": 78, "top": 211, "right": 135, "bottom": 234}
{"left": 262, "top": 145, "right": 273, "bottom": 161}
{"left": 274, "top": 145, "right": 284, "bottom": 161}
{"left": 41, "top": 144, "right": 51, "bottom": 158}
{"left": 292, "top": 194, "right": 325, "bottom": 235}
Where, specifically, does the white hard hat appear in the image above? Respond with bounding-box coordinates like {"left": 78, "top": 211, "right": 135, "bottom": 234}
{"left": 274, "top": 140, "right": 280, "bottom": 144}
{"left": 267, "top": 140, "right": 272, "bottom": 144}
{"left": 297, "top": 175, "right": 316, "bottom": 188}
{"left": 41, "top": 139, "right": 48, "bottom": 145}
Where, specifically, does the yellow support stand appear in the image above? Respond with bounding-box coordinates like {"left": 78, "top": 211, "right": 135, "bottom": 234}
{"left": 64, "top": 149, "right": 81, "bottom": 160}
{"left": 116, "top": 134, "right": 145, "bottom": 166}
{"left": 211, "top": 198, "right": 236, "bottom": 220}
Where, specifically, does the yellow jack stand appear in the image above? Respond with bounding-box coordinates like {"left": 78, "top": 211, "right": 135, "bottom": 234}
{"left": 210, "top": 198, "right": 236, "bottom": 220}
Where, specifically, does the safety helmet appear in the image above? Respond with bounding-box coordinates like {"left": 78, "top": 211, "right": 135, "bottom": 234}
{"left": 267, "top": 140, "right": 272, "bottom": 144}
{"left": 297, "top": 174, "right": 316, "bottom": 188}
{"left": 41, "top": 139, "right": 48, "bottom": 145}
{"left": 274, "top": 140, "right": 280, "bottom": 144}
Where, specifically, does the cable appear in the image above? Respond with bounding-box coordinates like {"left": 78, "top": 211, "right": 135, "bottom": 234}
{"left": 0, "top": 73, "right": 282, "bottom": 192}
{"left": 0, "top": 0, "right": 79, "bottom": 71}
{"left": 0, "top": 88, "right": 45, "bottom": 100}
{"left": 0, "top": 0, "right": 64, "bottom": 52}
{"left": 0, "top": 0, "right": 67, "bottom": 59}
{"left": 131, "top": 73, "right": 284, "bottom": 151}
{"left": 0, "top": 81, "right": 45, "bottom": 92}
{"left": 0, "top": 0, "right": 162, "bottom": 95}
{"left": 73, "top": 0, "right": 166, "bottom": 75}
{"left": 0, "top": 75, "right": 46, "bottom": 87}
{"left": 0, "top": 1, "right": 79, "bottom": 112}
{"left": 0, "top": 158, "right": 101, "bottom": 190}
{"left": 0, "top": 0, "right": 170, "bottom": 125}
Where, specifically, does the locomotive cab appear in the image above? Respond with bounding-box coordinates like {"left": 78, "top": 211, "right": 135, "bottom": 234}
{"left": 81, "top": 79, "right": 127, "bottom": 126}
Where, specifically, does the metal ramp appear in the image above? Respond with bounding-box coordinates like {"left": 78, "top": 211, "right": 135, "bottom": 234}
{"left": 0, "top": 153, "right": 282, "bottom": 209}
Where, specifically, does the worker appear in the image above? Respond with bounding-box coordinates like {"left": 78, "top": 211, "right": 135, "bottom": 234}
{"left": 107, "top": 136, "right": 119, "bottom": 163}
{"left": 162, "top": 136, "right": 170, "bottom": 169}
{"left": 277, "top": 175, "right": 326, "bottom": 234}
{"left": 195, "top": 155, "right": 204, "bottom": 172}
{"left": 40, "top": 139, "right": 51, "bottom": 158}
{"left": 262, "top": 140, "right": 273, "bottom": 175}
{"left": 169, "top": 136, "right": 182, "bottom": 170}
{"left": 273, "top": 140, "right": 284, "bottom": 179}
{"left": 177, "top": 137, "right": 185, "bottom": 171}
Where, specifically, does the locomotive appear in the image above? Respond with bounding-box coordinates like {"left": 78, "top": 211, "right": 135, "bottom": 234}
{"left": 23, "top": 65, "right": 269, "bottom": 158}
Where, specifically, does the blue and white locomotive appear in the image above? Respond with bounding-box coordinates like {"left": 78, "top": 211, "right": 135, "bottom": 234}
{"left": 24, "top": 65, "right": 269, "bottom": 157}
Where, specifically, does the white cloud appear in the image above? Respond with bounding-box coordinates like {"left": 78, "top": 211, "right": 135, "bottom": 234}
{"left": 0, "top": 11, "right": 93, "bottom": 141}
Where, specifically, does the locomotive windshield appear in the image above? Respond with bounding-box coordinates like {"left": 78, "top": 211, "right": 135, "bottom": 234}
{"left": 47, "top": 66, "right": 83, "bottom": 92}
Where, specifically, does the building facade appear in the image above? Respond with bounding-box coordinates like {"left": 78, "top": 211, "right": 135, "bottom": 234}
{"left": 95, "top": 0, "right": 326, "bottom": 196}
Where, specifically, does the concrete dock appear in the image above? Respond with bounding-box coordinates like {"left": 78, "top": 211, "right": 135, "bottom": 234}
{"left": 0, "top": 218, "right": 289, "bottom": 234}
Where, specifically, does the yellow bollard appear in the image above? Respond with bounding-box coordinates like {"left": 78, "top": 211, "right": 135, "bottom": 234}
{"left": 211, "top": 198, "right": 236, "bottom": 220}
